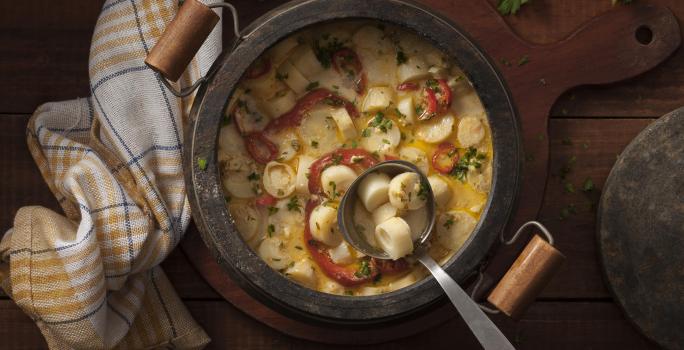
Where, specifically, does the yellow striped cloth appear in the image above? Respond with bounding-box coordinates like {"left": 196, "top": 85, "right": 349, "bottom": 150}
{"left": 0, "top": 0, "right": 221, "bottom": 348}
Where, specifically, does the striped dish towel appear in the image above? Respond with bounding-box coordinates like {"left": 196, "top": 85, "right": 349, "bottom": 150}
{"left": 0, "top": 0, "right": 221, "bottom": 348}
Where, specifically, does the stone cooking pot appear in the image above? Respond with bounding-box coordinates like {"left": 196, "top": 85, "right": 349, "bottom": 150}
{"left": 170, "top": 0, "right": 521, "bottom": 326}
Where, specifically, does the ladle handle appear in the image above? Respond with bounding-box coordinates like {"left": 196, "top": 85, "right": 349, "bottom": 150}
{"left": 418, "top": 254, "right": 515, "bottom": 350}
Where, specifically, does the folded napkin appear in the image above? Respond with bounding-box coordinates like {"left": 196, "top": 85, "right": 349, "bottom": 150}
{"left": 0, "top": 0, "right": 222, "bottom": 348}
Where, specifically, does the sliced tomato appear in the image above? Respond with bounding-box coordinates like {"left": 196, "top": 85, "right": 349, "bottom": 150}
{"left": 244, "top": 132, "right": 278, "bottom": 164}
{"left": 307, "top": 148, "right": 378, "bottom": 195}
{"left": 266, "top": 88, "right": 359, "bottom": 134}
{"left": 303, "top": 198, "right": 409, "bottom": 287}
{"left": 432, "top": 142, "right": 459, "bottom": 174}
{"left": 255, "top": 194, "right": 277, "bottom": 207}
{"left": 396, "top": 82, "right": 419, "bottom": 91}
{"left": 417, "top": 87, "right": 438, "bottom": 121}
{"left": 332, "top": 48, "right": 366, "bottom": 93}
{"left": 244, "top": 58, "right": 271, "bottom": 79}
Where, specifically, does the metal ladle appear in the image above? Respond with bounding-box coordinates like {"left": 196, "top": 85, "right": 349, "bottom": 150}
{"left": 338, "top": 160, "right": 515, "bottom": 350}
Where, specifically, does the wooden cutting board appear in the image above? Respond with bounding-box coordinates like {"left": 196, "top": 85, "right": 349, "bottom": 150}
{"left": 181, "top": 0, "right": 680, "bottom": 344}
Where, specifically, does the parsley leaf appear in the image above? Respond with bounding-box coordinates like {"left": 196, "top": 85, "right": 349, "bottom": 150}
{"left": 306, "top": 81, "right": 320, "bottom": 91}
{"left": 396, "top": 50, "right": 407, "bottom": 65}
{"left": 582, "top": 178, "right": 595, "bottom": 193}
{"left": 197, "top": 157, "right": 207, "bottom": 171}
{"left": 450, "top": 147, "right": 487, "bottom": 182}
{"left": 287, "top": 196, "right": 302, "bottom": 212}
{"left": 354, "top": 260, "right": 371, "bottom": 278}
{"left": 497, "top": 0, "right": 529, "bottom": 16}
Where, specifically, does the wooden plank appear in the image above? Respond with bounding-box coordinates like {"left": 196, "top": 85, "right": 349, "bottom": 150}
{"left": 487, "top": 0, "right": 684, "bottom": 118}
{"left": 0, "top": 299, "right": 656, "bottom": 350}
{"left": 539, "top": 117, "right": 655, "bottom": 298}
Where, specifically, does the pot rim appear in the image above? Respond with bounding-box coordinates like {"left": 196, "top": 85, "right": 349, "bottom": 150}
{"left": 185, "top": 0, "right": 522, "bottom": 325}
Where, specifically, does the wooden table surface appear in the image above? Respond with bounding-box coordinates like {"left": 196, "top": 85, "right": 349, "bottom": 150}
{"left": 1, "top": 0, "right": 683, "bottom": 349}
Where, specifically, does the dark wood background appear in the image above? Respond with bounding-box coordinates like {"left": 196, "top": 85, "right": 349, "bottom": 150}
{"left": 1, "top": 0, "right": 683, "bottom": 348}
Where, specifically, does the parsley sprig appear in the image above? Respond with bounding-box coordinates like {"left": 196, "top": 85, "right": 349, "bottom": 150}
{"left": 450, "top": 147, "right": 487, "bottom": 182}
{"left": 497, "top": 0, "right": 529, "bottom": 16}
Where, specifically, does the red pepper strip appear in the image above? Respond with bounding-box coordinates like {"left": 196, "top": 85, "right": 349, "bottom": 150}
{"left": 244, "top": 58, "right": 271, "bottom": 79}
{"left": 255, "top": 194, "right": 277, "bottom": 207}
{"left": 304, "top": 198, "right": 379, "bottom": 286}
{"left": 418, "top": 87, "right": 438, "bottom": 120}
{"left": 432, "top": 142, "right": 459, "bottom": 174}
{"left": 383, "top": 154, "right": 400, "bottom": 161}
{"left": 307, "top": 148, "right": 378, "bottom": 195}
{"left": 397, "top": 82, "right": 419, "bottom": 91}
{"left": 265, "top": 88, "right": 359, "bottom": 134}
{"left": 244, "top": 132, "right": 278, "bottom": 164}
{"left": 332, "top": 48, "right": 366, "bottom": 94}
{"left": 435, "top": 78, "right": 452, "bottom": 108}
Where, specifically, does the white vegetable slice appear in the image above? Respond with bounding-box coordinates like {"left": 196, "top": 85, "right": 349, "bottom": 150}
{"left": 320, "top": 279, "right": 344, "bottom": 295}
{"left": 329, "top": 241, "right": 354, "bottom": 265}
{"left": 234, "top": 95, "right": 270, "bottom": 134}
{"left": 270, "top": 37, "right": 299, "bottom": 65}
{"left": 218, "top": 123, "right": 246, "bottom": 154}
{"left": 330, "top": 108, "right": 357, "bottom": 140}
{"left": 356, "top": 48, "right": 396, "bottom": 87}
{"left": 353, "top": 201, "right": 377, "bottom": 247}
{"left": 436, "top": 211, "right": 477, "bottom": 250}
{"left": 359, "top": 118, "right": 400, "bottom": 154}
{"left": 229, "top": 203, "right": 260, "bottom": 242}
{"left": 397, "top": 56, "right": 430, "bottom": 83}
{"left": 362, "top": 87, "right": 394, "bottom": 112}
{"left": 271, "top": 131, "right": 300, "bottom": 162}
{"left": 289, "top": 46, "right": 324, "bottom": 79}
{"left": 468, "top": 162, "right": 492, "bottom": 193}
{"left": 262, "top": 89, "right": 296, "bottom": 118}
{"left": 457, "top": 116, "right": 485, "bottom": 147}
{"left": 388, "top": 172, "right": 426, "bottom": 210}
{"left": 401, "top": 206, "right": 428, "bottom": 241}
{"left": 268, "top": 198, "right": 305, "bottom": 238}
{"left": 277, "top": 60, "right": 310, "bottom": 95}
{"left": 415, "top": 113, "right": 455, "bottom": 144}
{"left": 357, "top": 172, "right": 390, "bottom": 212}
{"left": 262, "top": 161, "right": 296, "bottom": 198}
{"left": 320, "top": 165, "right": 357, "bottom": 199}
{"left": 309, "top": 204, "right": 343, "bottom": 247}
{"left": 285, "top": 259, "right": 317, "bottom": 289}
{"left": 375, "top": 217, "right": 414, "bottom": 260}
{"left": 396, "top": 96, "right": 416, "bottom": 125}
{"left": 243, "top": 71, "right": 285, "bottom": 100}
{"left": 352, "top": 25, "right": 392, "bottom": 52}
{"left": 258, "top": 237, "right": 291, "bottom": 270}
{"left": 298, "top": 106, "right": 341, "bottom": 157}
{"left": 295, "top": 155, "right": 314, "bottom": 194}
{"left": 223, "top": 170, "right": 258, "bottom": 199}
{"left": 372, "top": 202, "right": 401, "bottom": 225}
{"left": 428, "top": 175, "right": 452, "bottom": 208}
{"left": 398, "top": 147, "right": 428, "bottom": 174}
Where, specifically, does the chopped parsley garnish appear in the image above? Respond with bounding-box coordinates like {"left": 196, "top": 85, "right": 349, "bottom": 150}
{"left": 559, "top": 203, "right": 577, "bottom": 220}
{"left": 328, "top": 181, "right": 340, "bottom": 200}
{"left": 382, "top": 138, "right": 390, "bottom": 145}
{"left": 306, "top": 81, "right": 320, "bottom": 91}
{"left": 564, "top": 182, "right": 576, "bottom": 194}
{"left": 361, "top": 128, "right": 371, "bottom": 137}
{"left": 450, "top": 147, "right": 486, "bottom": 182}
{"left": 332, "top": 153, "right": 343, "bottom": 165}
{"left": 247, "top": 172, "right": 260, "bottom": 181}
{"left": 311, "top": 140, "right": 319, "bottom": 148}
{"left": 287, "top": 196, "right": 301, "bottom": 212}
{"left": 197, "top": 157, "right": 207, "bottom": 171}
{"left": 313, "top": 39, "right": 344, "bottom": 68}
{"left": 396, "top": 50, "right": 407, "bottom": 65}
{"left": 275, "top": 72, "right": 288, "bottom": 81}
{"left": 443, "top": 215, "right": 455, "bottom": 229}
{"left": 354, "top": 260, "right": 371, "bottom": 278}
{"left": 395, "top": 108, "right": 406, "bottom": 119}
{"left": 351, "top": 140, "right": 358, "bottom": 148}
{"left": 267, "top": 206, "right": 279, "bottom": 215}
{"left": 267, "top": 224, "right": 275, "bottom": 237}
{"left": 582, "top": 178, "right": 595, "bottom": 193}
{"left": 518, "top": 55, "right": 530, "bottom": 66}
{"left": 497, "top": 0, "right": 529, "bottom": 16}
{"left": 425, "top": 79, "right": 441, "bottom": 92}
{"left": 368, "top": 112, "right": 393, "bottom": 133}
{"left": 351, "top": 155, "right": 364, "bottom": 164}
{"left": 417, "top": 181, "right": 429, "bottom": 201}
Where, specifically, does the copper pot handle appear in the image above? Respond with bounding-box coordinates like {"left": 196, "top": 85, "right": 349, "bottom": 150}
{"left": 144, "top": 0, "right": 241, "bottom": 97}
{"left": 472, "top": 221, "right": 566, "bottom": 319}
